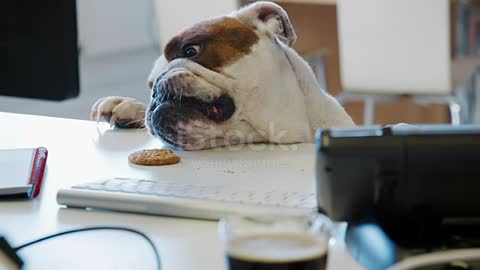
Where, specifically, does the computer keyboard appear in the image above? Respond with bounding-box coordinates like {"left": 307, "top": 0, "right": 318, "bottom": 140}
{"left": 57, "top": 177, "right": 318, "bottom": 220}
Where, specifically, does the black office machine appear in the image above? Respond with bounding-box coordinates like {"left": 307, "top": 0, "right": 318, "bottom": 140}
{"left": 316, "top": 124, "right": 480, "bottom": 269}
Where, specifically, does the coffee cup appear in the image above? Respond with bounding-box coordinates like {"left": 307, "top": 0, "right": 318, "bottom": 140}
{"left": 219, "top": 213, "right": 334, "bottom": 270}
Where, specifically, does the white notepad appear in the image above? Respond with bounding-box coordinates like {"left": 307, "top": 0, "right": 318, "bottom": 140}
{"left": 0, "top": 148, "right": 48, "bottom": 198}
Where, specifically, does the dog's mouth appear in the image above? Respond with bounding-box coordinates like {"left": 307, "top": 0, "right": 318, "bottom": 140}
{"left": 180, "top": 94, "right": 235, "bottom": 122}
{"left": 146, "top": 93, "right": 236, "bottom": 149}
{"left": 153, "top": 94, "right": 235, "bottom": 123}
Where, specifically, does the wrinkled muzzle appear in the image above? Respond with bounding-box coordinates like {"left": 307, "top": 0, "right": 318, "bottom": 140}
{"left": 146, "top": 71, "right": 236, "bottom": 149}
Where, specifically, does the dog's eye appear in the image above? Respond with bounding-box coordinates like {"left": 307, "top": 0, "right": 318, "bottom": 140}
{"left": 182, "top": 45, "right": 200, "bottom": 58}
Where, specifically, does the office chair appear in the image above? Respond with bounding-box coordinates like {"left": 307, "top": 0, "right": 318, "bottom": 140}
{"left": 336, "top": 0, "right": 479, "bottom": 125}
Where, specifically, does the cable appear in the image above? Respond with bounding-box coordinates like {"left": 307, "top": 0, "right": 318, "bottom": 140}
{"left": 13, "top": 226, "right": 161, "bottom": 270}
{"left": 387, "top": 248, "right": 480, "bottom": 270}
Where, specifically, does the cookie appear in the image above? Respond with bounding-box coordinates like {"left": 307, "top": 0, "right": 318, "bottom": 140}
{"left": 128, "top": 149, "right": 181, "bottom": 166}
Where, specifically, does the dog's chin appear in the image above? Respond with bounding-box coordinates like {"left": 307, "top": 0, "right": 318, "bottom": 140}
{"left": 146, "top": 95, "right": 235, "bottom": 150}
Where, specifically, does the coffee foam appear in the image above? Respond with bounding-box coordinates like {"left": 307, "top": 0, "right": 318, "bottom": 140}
{"left": 227, "top": 233, "right": 328, "bottom": 263}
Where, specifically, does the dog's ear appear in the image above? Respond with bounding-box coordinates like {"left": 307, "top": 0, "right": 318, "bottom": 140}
{"left": 236, "top": 1, "right": 297, "bottom": 46}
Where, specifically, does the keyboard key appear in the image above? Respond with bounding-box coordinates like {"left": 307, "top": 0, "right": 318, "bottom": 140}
{"left": 104, "top": 184, "right": 122, "bottom": 192}
{"left": 120, "top": 182, "right": 139, "bottom": 193}
{"left": 137, "top": 184, "right": 156, "bottom": 195}
{"left": 72, "top": 183, "right": 90, "bottom": 189}
{"left": 86, "top": 184, "right": 104, "bottom": 190}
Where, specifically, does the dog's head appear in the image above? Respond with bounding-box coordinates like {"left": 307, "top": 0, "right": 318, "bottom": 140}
{"left": 145, "top": 1, "right": 350, "bottom": 150}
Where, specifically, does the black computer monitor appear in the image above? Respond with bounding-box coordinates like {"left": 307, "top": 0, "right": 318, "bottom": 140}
{"left": 316, "top": 124, "right": 480, "bottom": 270}
{"left": 1, "top": 0, "right": 79, "bottom": 100}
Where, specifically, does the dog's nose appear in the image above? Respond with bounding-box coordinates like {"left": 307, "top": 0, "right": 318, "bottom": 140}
{"left": 151, "top": 104, "right": 175, "bottom": 133}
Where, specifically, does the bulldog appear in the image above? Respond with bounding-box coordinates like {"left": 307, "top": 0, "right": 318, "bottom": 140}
{"left": 90, "top": 1, "right": 355, "bottom": 150}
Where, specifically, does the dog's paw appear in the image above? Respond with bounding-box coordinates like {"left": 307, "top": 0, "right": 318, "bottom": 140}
{"left": 90, "top": 96, "right": 146, "bottom": 128}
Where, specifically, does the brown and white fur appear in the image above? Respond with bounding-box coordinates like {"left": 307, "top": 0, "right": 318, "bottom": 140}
{"left": 90, "top": 1, "right": 354, "bottom": 150}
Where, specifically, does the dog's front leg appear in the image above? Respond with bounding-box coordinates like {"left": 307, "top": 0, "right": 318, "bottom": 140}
{"left": 90, "top": 96, "right": 146, "bottom": 128}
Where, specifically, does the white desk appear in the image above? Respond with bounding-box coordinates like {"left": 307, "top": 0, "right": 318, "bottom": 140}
{"left": 0, "top": 112, "right": 362, "bottom": 269}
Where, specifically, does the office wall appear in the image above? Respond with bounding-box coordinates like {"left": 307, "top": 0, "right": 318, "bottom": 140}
{"left": 76, "top": 0, "right": 157, "bottom": 56}
{"left": 77, "top": 0, "right": 237, "bottom": 56}
{"left": 154, "top": 0, "right": 237, "bottom": 49}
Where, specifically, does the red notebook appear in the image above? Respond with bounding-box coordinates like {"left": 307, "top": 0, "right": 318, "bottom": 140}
{"left": 0, "top": 147, "right": 48, "bottom": 199}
